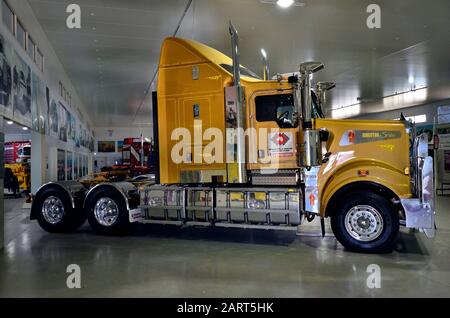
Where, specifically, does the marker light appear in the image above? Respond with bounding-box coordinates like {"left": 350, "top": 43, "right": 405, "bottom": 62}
{"left": 348, "top": 130, "right": 355, "bottom": 144}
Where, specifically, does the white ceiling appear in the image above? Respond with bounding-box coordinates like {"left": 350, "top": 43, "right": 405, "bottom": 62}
{"left": 28, "top": 0, "right": 450, "bottom": 127}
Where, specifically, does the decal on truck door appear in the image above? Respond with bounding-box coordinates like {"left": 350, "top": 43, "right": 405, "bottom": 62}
{"left": 268, "top": 132, "right": 293, "bottom": 157}
{"left": 340, "top": 130, "right": 402, "bottom": 146}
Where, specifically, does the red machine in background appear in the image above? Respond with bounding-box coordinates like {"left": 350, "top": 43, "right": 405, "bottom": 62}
{"left": 111, "top": 137, "right": 154, "bottom": 177}
{"left": 4, "top": 141, "right": 31, "bottom": 164}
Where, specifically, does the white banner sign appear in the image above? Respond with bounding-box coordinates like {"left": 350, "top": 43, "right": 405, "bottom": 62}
{"left": 439, "top": 134, "right": 450, "bottom": 150}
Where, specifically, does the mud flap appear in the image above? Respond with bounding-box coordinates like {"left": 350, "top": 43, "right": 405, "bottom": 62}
{"left": 129, "top": 208, "right": 144, "bottom": 223}
{"left": 401, "top": 156, "right": 435, "bottom": 238}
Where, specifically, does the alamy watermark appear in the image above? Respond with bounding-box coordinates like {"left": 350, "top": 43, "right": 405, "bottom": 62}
{"left": 66, "top": 264, "right": 81, "bottom": 289}
{"left": 170, "top": 120, "right": 291, "bottom": 173}
{"left": 366, "top": 4, "right": 381, "bottom": 29}
{"left": 66, "top": 4, "right": 81, "bottom": 29}
{"left": 366, "top": 264, "right": 381, "bottom": 289}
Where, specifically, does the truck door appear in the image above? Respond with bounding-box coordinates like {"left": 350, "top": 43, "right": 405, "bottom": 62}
{"left": 247, "top": 89, "right": 300, "bottom": 171}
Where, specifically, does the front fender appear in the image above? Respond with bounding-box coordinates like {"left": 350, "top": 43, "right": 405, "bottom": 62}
{"left": 320, "top": 159, "right": 410, "bottom": 217}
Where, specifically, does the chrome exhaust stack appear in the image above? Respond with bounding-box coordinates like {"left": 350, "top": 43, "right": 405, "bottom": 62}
{"left": 299, "top": 62, "right": 324, "bottom": 168}
{"left": 260, "top": 49, "right": 270, "bottom": 80}
{"left": 225, "top": 21, "right": 247, "bottom": 183}
{"left": 316, "top": 81, "right": 336, "bottom": 114}
{"left": 229, "top": 21, "right": 241, "bottom": 86}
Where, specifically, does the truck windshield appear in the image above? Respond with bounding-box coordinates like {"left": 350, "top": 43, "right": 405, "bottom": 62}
{"left": 220, "top": 64, "right": 261, "bottom": 79}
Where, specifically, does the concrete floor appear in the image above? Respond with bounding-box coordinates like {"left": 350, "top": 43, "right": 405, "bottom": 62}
{"left": 0, "top": 194, "right": 449, "bottom": 298}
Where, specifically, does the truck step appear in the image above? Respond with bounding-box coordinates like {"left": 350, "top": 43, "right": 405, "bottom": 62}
{"left": 140, "top": 219, "right": 184, "bottom": 226}
{"left": 214, "top": 222, "right": 298, "bottom": 231}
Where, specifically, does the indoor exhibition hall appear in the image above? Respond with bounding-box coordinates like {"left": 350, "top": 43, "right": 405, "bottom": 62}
{"left": 1, "top": 0, "right": 450, "bottom": 302}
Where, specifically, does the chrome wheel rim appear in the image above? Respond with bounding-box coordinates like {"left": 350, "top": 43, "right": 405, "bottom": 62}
{"left": 344, "top": 205, "right": 384, "bottom": 242}
{"left": 94, "top": 197, "right": 119, "bottom": 227}
{"left": 42, "top": 196, "right": 65, "bottom": 224}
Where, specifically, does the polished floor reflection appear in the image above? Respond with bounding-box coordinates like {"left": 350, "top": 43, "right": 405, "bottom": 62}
{"left": 0, "top": 195, "right": 449, "bottom": 297}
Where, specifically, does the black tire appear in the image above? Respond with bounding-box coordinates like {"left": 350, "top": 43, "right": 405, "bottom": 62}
{"left": 330, "top": 191, "right": 399, "bottom": 253}
{"left": 35, "top": 188, "right": 86, "bottom": 233}
{"left": 86, "top": 188, "right": 131, "bottom": 235}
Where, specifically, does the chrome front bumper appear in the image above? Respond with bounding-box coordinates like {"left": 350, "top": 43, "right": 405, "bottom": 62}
{"left": 401, "top": 155, "right": 436, "bottom": 238}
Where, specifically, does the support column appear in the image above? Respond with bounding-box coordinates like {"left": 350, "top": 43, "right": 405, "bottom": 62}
{"left": 31, "top": 130, "right": 46, "bottom": 194}
{"left": 0, "top": 116, "right": 5, "bottom": 250}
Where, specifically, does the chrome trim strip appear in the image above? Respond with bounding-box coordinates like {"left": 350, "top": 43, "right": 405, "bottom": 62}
{"left": 215, "top": 222, "right": 297, "bottom": 231}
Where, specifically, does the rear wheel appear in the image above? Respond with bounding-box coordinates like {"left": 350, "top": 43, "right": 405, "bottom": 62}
{"left": 35, "top": 188, "right": 86, "bottom": 233}
{"left": 87, "top": 188, "right": 131, "bottom": 235}
{"left": 331, "top": 191, "right": 399, "bottom": 253}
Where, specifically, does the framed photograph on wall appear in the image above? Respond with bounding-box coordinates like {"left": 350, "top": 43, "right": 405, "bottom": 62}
{"left": 57, "top": 149, "right": 65, "bottom": 181}
{"left": 74, "top": 153, "right": 78, "bottom": 180}
{"left": 66, "top": 151, "right": 73, "bottom": 180}
{"left": 0, "top": 34, "right": 14, "bottom": 118}
{"left": 12, "top": 50, "right": 32, "bottom": 127}
{"left": 117, "top": 140, "right": 124, "bottom": 152}
{"left": 98, "top": 141, "right": 115, "bottom": 153}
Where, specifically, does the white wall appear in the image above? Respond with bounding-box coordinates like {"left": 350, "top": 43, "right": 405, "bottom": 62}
{"left": 353, "top": 99, "right": 450, "bottom": 124}
{"left": 4, "top": 133, "right": 30, "bottom": 142}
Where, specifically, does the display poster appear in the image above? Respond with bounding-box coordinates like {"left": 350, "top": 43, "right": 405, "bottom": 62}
{"left": 49, "top": 97, "right": 59, "bottom": 138}
{"left": 89, "top": 134, "right": 95, "bottom": 152}
{"left": 74, "top": 152, "right": 79, "bottom": 180}
{"left": 117, "top": 140, "right": 124, "bottom": 152}
{"left": 0, "top": 34, "right": 13, "bottom": 118}
{"left": 31, "top": 73, "right": 42, "bottom": 132}
{"left": 439, "top": 134, "right": 450, "bottom": 150}
{"left": 79, "top": 154, "right": 82, "bottom": 176}
{"left": 76, "top": 123, "right": 82, "bottom": 147}
{"left": 58, "top": 102, "right": 67, "bottom": 142}
{"left": 438, "top": 106, "right": 450, "bottom": 124}
{"left": 83, "top": 154, "right": 87, "bottom": 176}
{"left": 12, "top": 50, "right": 32, "bottom": 127}
{"left": 57, "top": 149, "right": 66, "bottom": 181}
{"left": 445, "top": 151, "right": 450, "bottom": 172}
{"left": 66, "top": 151, "right": 73, "bottom": 180}
{"left": 98, "top": 140, "right": 115, "bottom": 153}
{"left": 43, "top": 86, "right": 50, "bottom": 135}
{"left": 68, "top": 112, "right": 76, "bottom": 143}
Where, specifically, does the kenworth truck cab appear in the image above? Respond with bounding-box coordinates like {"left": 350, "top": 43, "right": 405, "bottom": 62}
{"left": 30, "top": 23, "right": 435, "bottom": 252}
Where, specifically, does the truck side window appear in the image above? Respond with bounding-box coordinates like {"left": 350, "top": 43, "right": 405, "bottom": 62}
{"left": 255, "top": 94, "right": 297, "bottom": 128}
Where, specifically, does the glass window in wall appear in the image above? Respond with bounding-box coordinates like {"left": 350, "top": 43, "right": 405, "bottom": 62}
{"left": 2, "top": 1, "right": 14, "bottom": 34}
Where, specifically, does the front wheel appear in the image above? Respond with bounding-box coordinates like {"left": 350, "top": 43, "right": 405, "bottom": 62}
{"left": 331, "top": 191, "right": 399, "bottom": 253}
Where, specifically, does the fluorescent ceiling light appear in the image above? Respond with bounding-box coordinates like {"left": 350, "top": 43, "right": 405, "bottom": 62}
{"left": 22, "top": 126, "right": 28, "bottom": 131}
{"left": 277, "top": 0, "right": 294, "bottom": 8}
{"left": 7, "top": 120, "right": 13, "bottom": 125}
{"left": 260, "top": 48, "right": 267, "bottom": 59}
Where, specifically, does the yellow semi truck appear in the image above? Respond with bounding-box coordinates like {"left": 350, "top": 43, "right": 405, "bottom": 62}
{"left": 30, "top": 23, "right": 435, "bottom": 252}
